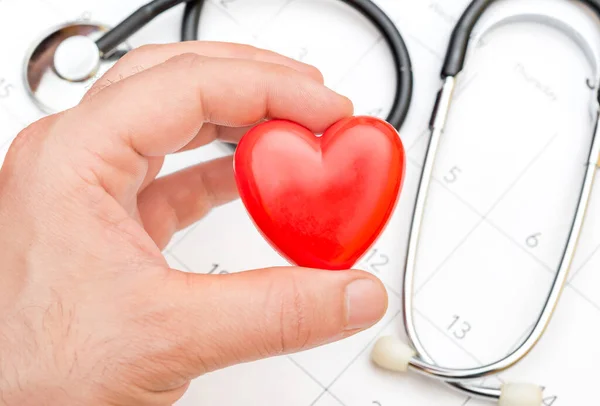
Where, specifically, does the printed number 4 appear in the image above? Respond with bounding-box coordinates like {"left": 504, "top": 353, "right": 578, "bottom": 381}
{"left": 448, "top": 315, "right": 471, "bottom": 339}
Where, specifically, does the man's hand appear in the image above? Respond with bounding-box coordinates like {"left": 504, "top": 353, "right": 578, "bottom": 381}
{"left": 0, "top": 42, "right": 388, "bottom": 406}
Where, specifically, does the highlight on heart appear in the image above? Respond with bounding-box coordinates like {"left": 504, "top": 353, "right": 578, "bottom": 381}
{"left": 232, "top": 115, "right": 406, "bottom": 271}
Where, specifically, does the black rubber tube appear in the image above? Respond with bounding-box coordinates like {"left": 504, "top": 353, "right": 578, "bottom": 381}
{"left": 181, "top": 0, "right": 412, "bottom": 132}
{"left": 442, "top": 0, "right": 600, "bottom": 80}
{"left": 95, "top": 0, "right": 188, "bottom": 55}
{"left": 95, "top": 0, "right": 413, "bottom": 136}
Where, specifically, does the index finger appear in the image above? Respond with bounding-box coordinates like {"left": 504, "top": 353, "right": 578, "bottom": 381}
{"left": 65, "top": 52, "right": 354, "bottom": 157}
{"left": 82, "top": 41, "right": 325, "bottom": 101}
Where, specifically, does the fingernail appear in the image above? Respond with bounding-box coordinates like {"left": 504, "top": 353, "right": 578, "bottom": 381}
{"left": 345, "top": 279, "right": 387, "bottom": 330}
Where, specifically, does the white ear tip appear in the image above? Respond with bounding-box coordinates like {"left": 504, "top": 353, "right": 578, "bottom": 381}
{"left": 370, "top": 335, "right": 416, "bottom": 372}
{"left": 498, "top": 383, "right": 543, "bottom": 406}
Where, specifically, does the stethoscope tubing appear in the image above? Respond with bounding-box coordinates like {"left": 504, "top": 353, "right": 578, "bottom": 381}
{"left": 93, "top": 0, "right": 414, "bottom": 138}
{"left": 402, "top": 0, "right": 600, "bottom": 401}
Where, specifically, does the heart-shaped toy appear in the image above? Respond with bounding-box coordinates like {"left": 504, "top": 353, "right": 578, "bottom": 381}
{"left": 233, "top": 116, "right": 406, "bottom": 270}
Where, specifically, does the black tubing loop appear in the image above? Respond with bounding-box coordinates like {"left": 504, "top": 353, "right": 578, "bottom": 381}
{"left": 95, "top": 0, "right": 189, "bottom": 55}
{"left": 181, "top": 0, "right": 413, "bottom": 132}
{"left": 94, "top": 0, "right": 413, "bottom": 152}
{"left": 181, "top": 0, "right": 203, "bottom": 41}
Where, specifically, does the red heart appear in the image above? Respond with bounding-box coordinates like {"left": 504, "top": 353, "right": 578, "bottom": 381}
{"left": 233, "top": 116, "right": 406, "bottom": 270}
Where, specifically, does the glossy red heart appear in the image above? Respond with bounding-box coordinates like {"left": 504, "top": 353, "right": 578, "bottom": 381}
{"left": 233, "top": 116, "right": 406, "bottom": 270}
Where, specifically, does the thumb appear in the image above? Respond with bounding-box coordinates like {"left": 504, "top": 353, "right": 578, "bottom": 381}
{"left": 161, "top": 266, "right": 387, "bottom": 380}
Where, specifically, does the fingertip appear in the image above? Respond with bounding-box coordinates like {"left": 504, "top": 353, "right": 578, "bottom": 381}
{"left": 343, "top": 270, "right": 388, "bottom": 330}
{"left": 339, "top": 93, "right": 355, "bottom": 116}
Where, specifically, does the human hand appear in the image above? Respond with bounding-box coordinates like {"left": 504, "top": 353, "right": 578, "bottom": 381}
{"left": 0, "top": 42, "right": 388, "bottom": 406}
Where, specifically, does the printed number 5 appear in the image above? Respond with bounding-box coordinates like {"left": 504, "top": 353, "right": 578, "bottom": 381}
{"left": 448, "top": 315, "right": 471, "bottom": 340}
{"left": 444, "top": 166, "right": 461, "bottom": 183}
{"left": 0, "top": 78, "right": 12, "bottom": 98}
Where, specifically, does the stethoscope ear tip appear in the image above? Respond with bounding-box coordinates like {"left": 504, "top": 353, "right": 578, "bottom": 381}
{"left": 498, "top": 383, "right": 543, "bottom": 406}
{"left": 370, "top": 335, "right": 416, "bottom": 373}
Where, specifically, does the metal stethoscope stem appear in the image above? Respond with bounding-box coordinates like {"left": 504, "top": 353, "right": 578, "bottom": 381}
{"left": 372, "top": 0, "right": 600, "bottom": 403}
{"left": 404, "top": 76, "right": 600, "bottom": 399}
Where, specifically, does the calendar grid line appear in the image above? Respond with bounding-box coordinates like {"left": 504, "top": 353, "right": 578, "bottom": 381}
{"left": 0, "top": 103, "right": 28, "bottom": 129}
{"left": 165, "top": 222, "right": 202, "bottom": 253}
{"left": 568, "top": 242, "right": 600, "bottom": 282}
{"left": 285, "top": 356, "right": 330, "bottom": 395}
{"left": 310, "top": 310, "right": 402, "bottom": 402}
{"left": 309, "top": 391, "right": 327, "bottom": 406}
{"left": 251, "top": 0, "right": 296, "bottom": 39}
{"left": 309, "top": 389, "right": 346, "bottom": 406}
{"left": 413, "top": 307, "right": 484, "bottom": 367}
{"left": 452, "top": 72, "right": 479, "bottom": 102}
{"left": 375, "top": 275, "right": 403, "bottom": 299}
{"left": 207, "top": 0, "right": 257, "bottom": 38}
{"left": 413, "top": 219, "right": 484, "bottom": 295}
{"left": 164, "top": 249, "right": 198, "bottom": 274}
{"left": 406, "top": 157, "right": 485, "bottom": 218}
{"left": 410, "top": 130, "right": 562, "bottom": 295}
{"left": 565, "top": 282, "right": 600, "bottom": 313}
{"left": 483, "top": 218, "right": 600, "bottom": 314}
{"left": 484, "top": 215, "right": 600, "bottom": 313}
{"left": 331, "top": 36, "right": 384, "bottom": 91}
{"left": 482, "top": 132, "right": 560, "bottom": 215}
{"left": 407, "top": 127, "right": 431, "bottom": 153}
{"left": 0, "top": 135, "right": 15, "bottom": 153}
{"left": 407, "top": 137, "right": 600, "bottom": 315}
{"left": 402, "top": 31, "right": 443, "bottom": 61}
{"left": 484, "top": 217, "right": 560, "bottom": 275}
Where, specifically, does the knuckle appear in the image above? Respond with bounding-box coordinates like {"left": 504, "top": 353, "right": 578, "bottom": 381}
{"left": 168, "top": 52, "right": 208, "bottom": 71}
{"left": 232, "top": 42, "right": 260, "bottom": 55}
{"left": 268, "top": 273, "right": 314, "bottom": 354}
{"left": 5, "top": 115, "right": 54, "bottom": 160}
{"left": 119, "top": 43, "right": 159, "bottom": 64}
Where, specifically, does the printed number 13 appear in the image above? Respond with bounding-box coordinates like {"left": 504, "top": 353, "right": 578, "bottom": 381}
{"left": 448, "top": 315, "right": 471, "bottom": 339}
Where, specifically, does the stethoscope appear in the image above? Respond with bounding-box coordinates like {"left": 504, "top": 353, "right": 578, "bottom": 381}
{"left": 20, "top": 0, "right": 600, "bottom": 405}
{"left": 369, "top": 1, "right": 600, "bottom": 405}
{"left": 22, "top": 0, "right": 413, "bottom": 141}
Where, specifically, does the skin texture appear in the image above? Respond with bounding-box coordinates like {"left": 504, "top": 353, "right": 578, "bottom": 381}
{"left": 0, "top": 41, "right": 388, "bottom": 406}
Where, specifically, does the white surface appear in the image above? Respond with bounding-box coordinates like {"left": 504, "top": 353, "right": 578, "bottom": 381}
{"left": 1, "top": 0, "right": 600, "bottom": 405}
{"left": 53, "top": 35, "right": 100, "bottom": 82}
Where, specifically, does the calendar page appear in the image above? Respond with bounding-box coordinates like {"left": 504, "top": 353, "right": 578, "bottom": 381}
{"left": 1, "top": 0, "right": 600, "bottom": 405}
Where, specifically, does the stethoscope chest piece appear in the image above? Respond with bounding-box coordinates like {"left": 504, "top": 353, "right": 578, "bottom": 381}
{"left": 23, "top": 22, "right": 131, "bottom": 114}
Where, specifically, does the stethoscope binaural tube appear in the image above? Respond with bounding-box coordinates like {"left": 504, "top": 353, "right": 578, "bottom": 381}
{"left": 371, "top": 0, "right": 600, "bottom": 404}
